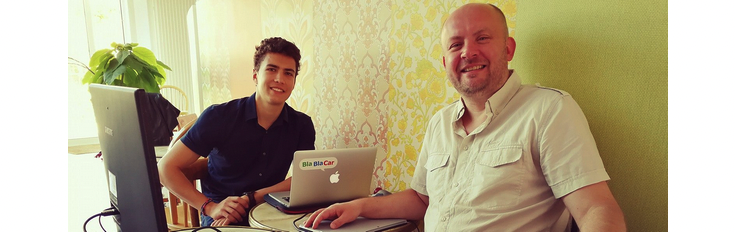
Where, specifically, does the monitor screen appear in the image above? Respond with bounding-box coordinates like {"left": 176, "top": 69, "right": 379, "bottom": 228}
{"left": 90, "top": 84, "right": 168, "bottom": 232}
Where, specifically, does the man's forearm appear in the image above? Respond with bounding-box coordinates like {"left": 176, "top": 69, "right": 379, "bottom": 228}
{"left": 159, "top": 164, "right": 209, "bottom": 209}
{"left": 253, "top": 177, "right": 292, "bottom": 204}
{"left": 576, "top": 204, "right": 626, "bottom": 231}
{"left": 356, "top": 189, "right": 428, "bottom": 220}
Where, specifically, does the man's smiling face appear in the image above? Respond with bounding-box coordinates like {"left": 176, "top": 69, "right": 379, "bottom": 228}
{"left": 253, "top": 52, "right": 296, "bottom": 106}
{"left": 441, "top": 3, "right": 515, "bottom": 98}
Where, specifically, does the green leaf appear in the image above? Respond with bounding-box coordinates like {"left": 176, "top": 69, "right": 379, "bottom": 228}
{"left": 155, "top": 65, "right": 167, "bottom": 82}
{"left": 138, "top": 70, "right": 160, "bottom": 93}
{"left": 91, "top": 70, "right": 104, "bottom": 84}
{"left": 157, "top": 60, "right": 172, "bottom": 71}
{"left": 124, "top": 57, "right": 144, "bottom": 74}
{"left": 144, "top": 65, "right": 163, "bottom": 78}
{"left": 123, "top": 66, "right": 139, "bottom": 86}
{"left": 104, "top": 57, "right": 119, "bottom": 71}
{"left": 82, "top": 71, "right": 94, "bottom": 84}
{"left": 116, "top": 49, "right": 131, "bottom": 64}
{"left": 104, "top": 64, "right": 127, "bottom": 85}
{"left": 89, "top": 49, "right": 111, "bottom": 70}
{"left": 132, "top": 46, "right": 157, "bottom": 66}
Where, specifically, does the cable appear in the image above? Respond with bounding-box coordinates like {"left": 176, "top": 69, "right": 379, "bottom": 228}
{"left": 83, "top": 213, "right": 103, "bottom": 232}
{"left": 292, "top": 213, "right": 309, "bottom": 231}
{"left": 191, "top": 226, "right": 222, "bottom": 232}
{"left": 98, "top": 214, "right": 106, "bottom": 232}
{"left": 83, "top": 207, "right": 119, "bottom": 232}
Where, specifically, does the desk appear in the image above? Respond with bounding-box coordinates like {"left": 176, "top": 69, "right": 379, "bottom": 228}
{"left": 173, "top": 226, "right": 273, "bottom": 231}
{"left": 248, "top": 203, "right": 418, "bottom": 232}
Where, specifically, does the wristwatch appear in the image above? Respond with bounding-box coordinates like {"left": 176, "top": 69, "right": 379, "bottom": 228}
{"left": 246, "top": 191, "right": 257, "bottom": 209}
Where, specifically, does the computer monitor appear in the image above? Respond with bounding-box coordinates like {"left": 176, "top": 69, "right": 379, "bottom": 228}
{"left": 89, "top": 84, "right": 168, "bottom": 232}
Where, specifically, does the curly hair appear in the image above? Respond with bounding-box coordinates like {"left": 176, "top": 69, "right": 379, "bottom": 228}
{"left": 253, "top": 37, "right": 302, "bottom": 76}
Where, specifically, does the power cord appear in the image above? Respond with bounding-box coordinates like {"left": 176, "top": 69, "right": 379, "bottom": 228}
{"left": 190, "top": 226, "right": 223, "bottom": 232}
{"left": 292, "top": 213, "right": 310, "bottom": 231}
{"left": 83, "top": 207, "right": 119, "bottom": 232}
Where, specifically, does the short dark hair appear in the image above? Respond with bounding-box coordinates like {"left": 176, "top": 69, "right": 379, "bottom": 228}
{"left": 253, "top": 37, "right": 302, "bottom": 76}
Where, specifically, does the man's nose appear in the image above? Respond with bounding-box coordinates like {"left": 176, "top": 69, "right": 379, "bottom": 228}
{"left": 274, "top": 72, "right": 283, "bottom": 83}
{"left": 461, "top": 42, "right": 478, "bottom": 59}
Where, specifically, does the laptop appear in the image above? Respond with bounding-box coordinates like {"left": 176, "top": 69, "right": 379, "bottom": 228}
{"left": 297, "top": 217, "right": 408, "bottom": 232}
{"left": 265, "top": 147, "right": 378, "bottom": 214}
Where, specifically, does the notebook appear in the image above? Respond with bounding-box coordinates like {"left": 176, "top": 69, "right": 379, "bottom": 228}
{"left": 265, "top": 147, "right": 378, "bottom": 214}
{"left": 297, "top": 217, "right": 408, "bottom": 232}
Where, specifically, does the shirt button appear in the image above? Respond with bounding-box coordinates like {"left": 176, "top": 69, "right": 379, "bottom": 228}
{"left": 453, "top": 183, "right": 459, "bottom": 187}
{"left": 262, "top": 152, "right": 266, "bottom": 156}
{"left": 259, "top": 173, "right": 262, "bottom": 176}
{"left": 441, "top": 217, "right": 447, "bottom": 221}
{"left": 463, "top": 146, "right": 468, "bottom": 151}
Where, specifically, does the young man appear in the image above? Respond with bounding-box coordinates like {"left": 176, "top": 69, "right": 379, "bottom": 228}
{"left": 158, "top": 37, "right": 316, "bottom": 226}
{"left": 304, "top": 3, "right": 626, "bottom": 231}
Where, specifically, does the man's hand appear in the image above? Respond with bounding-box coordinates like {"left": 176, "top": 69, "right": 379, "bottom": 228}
{"left": 207, "top": 196, "right": 249, "bottom": 224}
{"left": 303, "top": 201, "right": 363, "bottom": 229}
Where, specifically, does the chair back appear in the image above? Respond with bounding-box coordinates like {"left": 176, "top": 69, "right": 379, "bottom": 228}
{"left": 160, "top": 85, "right": 190, "bottom": 115}
{"left": 163, "top": 118, "right": 208, "bottom": 230}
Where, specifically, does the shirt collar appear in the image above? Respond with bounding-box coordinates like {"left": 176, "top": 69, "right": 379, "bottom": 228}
{"left": 454, "top": 69, "right": 521, "bottom": 120}
{"left": 244, "top": 92, "right": 290, "bottom": 124}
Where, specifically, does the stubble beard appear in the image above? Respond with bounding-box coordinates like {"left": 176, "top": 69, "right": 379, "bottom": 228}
{"left": 449, "top": 57, "right": 508, "bottom": 98}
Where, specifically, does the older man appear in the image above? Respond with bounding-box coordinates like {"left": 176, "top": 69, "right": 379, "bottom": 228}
{"left": 304, "top": 3, "right": 625, "bottom": 231}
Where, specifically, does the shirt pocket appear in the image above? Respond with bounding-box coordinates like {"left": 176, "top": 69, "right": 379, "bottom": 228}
{"left": 424, "top": 153, "right": 450, "bottom": 199}
{"left": 467, "top": 146, "right": 524, "bottom": 209}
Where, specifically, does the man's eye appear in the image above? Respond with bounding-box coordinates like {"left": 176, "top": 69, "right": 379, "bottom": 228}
{"left": 286, "top": 72, "right": 294, "bottom": 76}
{"left": 449, "top": 43, "right": 460, "bottom": 49}
{"left": 478, "top": 36, "right": 489, "bottom": 41}
{"left": 267, "top": 68, "right": 276, "bottom": 71}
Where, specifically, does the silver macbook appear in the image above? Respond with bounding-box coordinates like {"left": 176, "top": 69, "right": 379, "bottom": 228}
{"left": 265, "top": 147, "right": 378, "bottom": 212}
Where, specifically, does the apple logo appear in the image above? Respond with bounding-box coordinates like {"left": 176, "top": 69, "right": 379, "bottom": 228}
{"left": 330, "top": 171, "right": 340, "bottom": 184}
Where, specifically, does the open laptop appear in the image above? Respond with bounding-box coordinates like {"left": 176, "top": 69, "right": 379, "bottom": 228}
{"left": 265, "top": 147, "right": 378, "bottom": 214}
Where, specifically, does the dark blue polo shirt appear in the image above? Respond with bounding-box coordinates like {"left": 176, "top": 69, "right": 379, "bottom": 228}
{"left": 180, "top": 93, "right": 316, "bottom": 202}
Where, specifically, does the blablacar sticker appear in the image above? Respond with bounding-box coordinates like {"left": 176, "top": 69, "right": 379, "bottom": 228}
{"left": 300, "top": 157, "right": 338, "bottom": 171}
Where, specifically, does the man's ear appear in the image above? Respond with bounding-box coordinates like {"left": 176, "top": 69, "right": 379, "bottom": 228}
{"left": 506, "top": 37, "right": 517, "bottom": 61}
{"left": 252, "top": 69, "right": 258, "bottom": 85}
{"left": 442, "top": 56, "right": 446, "bottom": 68}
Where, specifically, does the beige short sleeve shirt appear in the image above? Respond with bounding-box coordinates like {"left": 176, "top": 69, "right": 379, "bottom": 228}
{"left": 410, "top": 70, "right": 610, "bottom": 231}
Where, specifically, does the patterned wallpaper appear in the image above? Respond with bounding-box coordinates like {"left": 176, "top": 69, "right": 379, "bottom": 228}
{"left": 195, "top": 0, "right": 517, "bottom": 192}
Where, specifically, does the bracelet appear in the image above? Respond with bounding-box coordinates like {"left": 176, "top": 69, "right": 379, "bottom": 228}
{"left": 200, "top": 198, "right": 213, "bottom": 216}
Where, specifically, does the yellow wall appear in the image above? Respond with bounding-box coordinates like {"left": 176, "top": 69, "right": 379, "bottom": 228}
{"left": 193, "top": 0, "right": 666, "bottom": 230}
{"left": 513, "top": 1, "right": 667, "bottom": 231}
{"left": 195, "top": 0, "right": 517, "bottom": 192}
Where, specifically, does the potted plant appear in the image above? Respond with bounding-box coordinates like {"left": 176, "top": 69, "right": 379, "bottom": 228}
{"left": 70, "top": 42, "right": 171, "bottom": 93}
{"left": 69, "top": 42, "right": 180, "bottom": 146}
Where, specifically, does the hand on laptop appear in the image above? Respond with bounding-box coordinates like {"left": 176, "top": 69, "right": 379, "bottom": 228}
{"left": 303, "top": 201, "right": 362, "bottom": 229}
{"left": 208, "top": 196, "right": 249, "bottom": 224}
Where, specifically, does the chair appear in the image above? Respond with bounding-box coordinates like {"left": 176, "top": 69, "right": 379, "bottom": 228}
{"left": 160, "top": 85, "right": 190, "bottom": 116}
{"left": 162, "top": 119, "right": 209, "bottom": 230}
{"left": 174, "top": 113, "right": 198, "bottom": 133}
